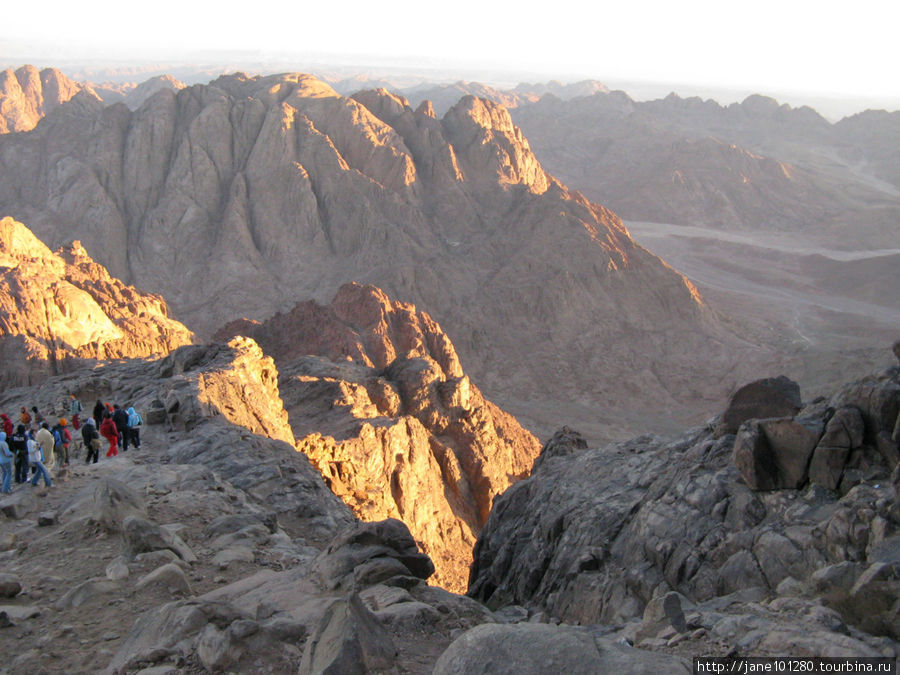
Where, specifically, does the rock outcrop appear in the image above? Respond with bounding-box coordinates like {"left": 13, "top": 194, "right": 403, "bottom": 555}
{"left": 219, "top": 283, "right": 542, "bottom": 591}
{"left": 0, "top": 69, "right": 746, "bottom": 438}
{"left": 0, "top": 340, "right": 504, "bottom": 673}
{"left": 0, "top": 64, "right": 100, "bottom": 134}
{"left": 0, "top": 217, "right": 195, "bottom": 386}
{"left": 468, "top": 355, "right": 900, "bottom": 656}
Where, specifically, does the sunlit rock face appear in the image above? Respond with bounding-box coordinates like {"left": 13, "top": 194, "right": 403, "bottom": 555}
{"left": 0, "top": 65, "right": 100, "bottom": 133}
{"left": 217, "top": 282, "right": 542, "bottom": 592}
{"left": 0, "top": 71, "right": 736, "bottom": 435}
{"left": 0, "top": 217, "right": 195, "bottom": 386}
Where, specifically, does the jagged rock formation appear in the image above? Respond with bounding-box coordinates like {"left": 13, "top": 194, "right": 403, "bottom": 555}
{"left": 0, "top": 217, "right": 195, "bottom": 386}
{"left": 217, "top": 282, "right": 542, "bottom": 591}
{"left": 468, "top": 351, "right": 900, "bottom": 657}
{"left": 508, "top": 91, "right": 900, "bottom": 247}
{"left": 0, "top": 333, "right": 691, "bottom": 674}
{"left": 398, "top": 79, "right": 610, "bottom": 117}
{"left": 0, "top": 64, "right": 99, "bottom": 133}
{"left": 0, "top": 69, "right": 743, "bottom": 438}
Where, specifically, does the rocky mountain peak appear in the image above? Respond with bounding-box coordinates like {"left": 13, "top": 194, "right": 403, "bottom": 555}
{"left": 217, "top": 282, "right": 541, "bottom": 590}
{"left": 441, "top": 95, "right": 552, "bottom": 194}
{"left": 0, "top": 218, "right": 194, "bottom": 386}
{"left": 0, "top": 64, "right": 99, "bottom": 133}
{"left": 0, "top": 216, "right": 62, "bottom": 271}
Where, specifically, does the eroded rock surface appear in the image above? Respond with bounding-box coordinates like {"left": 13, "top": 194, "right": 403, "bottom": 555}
{"left": 0, "top": 217, "right": 194, "bottom": 386}
{"left": 220, "top": 283, "right": 542, "bottom": 591}
{"left": 469, "top": 359, "right": 900, "bottom": 657}
{"left": 0, "top": 65, "right": 99, "bottom": 133}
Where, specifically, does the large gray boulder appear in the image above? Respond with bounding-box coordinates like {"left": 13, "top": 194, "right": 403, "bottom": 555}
{"left": 432, "top": 623, "right": 689, "bottom": 674}
{"left": 121, "top": 516, "right": 197, "bottom": 563}
{"left": 314, "top": 519, "right": 434, "bottom": 591}
{"left": 718, "top": 375, "right": 802, "bottom": 436}
{"left": 92, "top": 478, "right": 147, "bottom": 532}
{"left": 733, "top": 414, "right": 826, "bottom": 490}
{"left": 809, "top": 407, "right": 865, "bottom": 490}
{"left": 832, "top": 372, "right": 900, "bottom": 469}
{"left": 298, "top": 594, "right": 397, "bottom": 675}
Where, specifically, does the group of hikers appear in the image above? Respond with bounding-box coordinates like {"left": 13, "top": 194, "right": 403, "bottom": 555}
{"left": 0, "top": 395, "right": 143, "bottom": 492}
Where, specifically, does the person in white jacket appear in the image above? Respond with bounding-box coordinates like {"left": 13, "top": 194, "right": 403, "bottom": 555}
{"left": 27, "top": 431, "right": 51, "bottom": 487}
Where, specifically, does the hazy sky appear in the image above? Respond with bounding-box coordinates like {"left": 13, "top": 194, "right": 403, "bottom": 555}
{"left": 2, "top": 0, "right": 898, "bottom": 100}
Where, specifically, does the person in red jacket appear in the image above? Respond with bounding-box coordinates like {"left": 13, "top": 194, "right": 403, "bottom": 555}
{"left": 99, "top": 413, "right": 119, "bottom": 458}
{"left": 0, "top": 414, "right": 12, "bottom": 437}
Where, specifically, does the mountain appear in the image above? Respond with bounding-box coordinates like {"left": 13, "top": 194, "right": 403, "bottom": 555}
{"left": 469, "top": 350, "right": 900, "bottom": 654}
{"left": 0, "top": 217, "right": 195, "bottom": 386}
{"left": 399, "top": 79, "right": 610, "bottom": 117}
{"left": 0, "top": 335, "right": 689, "bottom": 673}
{"left": 216, "top": 282, "right": 542, "bottom": 591}
{"left": 508, "top": 91, "right": 900, "bottom": 247}
{"left": 0, "top": 64, "right": 100, "bottom": 134}
{"left": 0, "top": 70, "right": 744, "bottom": 438}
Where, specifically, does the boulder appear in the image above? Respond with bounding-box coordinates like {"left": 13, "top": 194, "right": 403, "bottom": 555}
{"left": 55, "top": 578, "right": 121, "bottom": 610}
{"left": 93, "top": 478, "right": 147, "bottom": 532}
{"left": 314, "top": 519, "right": 434, "bottom": 591}
{"left": 842, "top": 562, "right": 900, "bottom": 638}
{"left": 432, "top": 623, "right": 689, "bottom": 674}
{"left": 809, "top": 407, "right": 865, "bottom": 489}
{"left": 734, "top": 415, "right": 825, "bottom": 490}
{"left": 37, "top": 511, "right": 57, "bottom": 527}
{"left": 531, "top": 427, "right": 588, "bottom": 473}
{"left": 0, "top": 490, "right": 35, "bottom": 519}
{"left": 634, "top": 592, "right": 689, "bottom": 642}
{"left": 718, "top": 376, "right": 802, "bottom": 436}
{"left": 298, "top": 594, "right": 397, "bottom": 675}
{"left": 832, "top": 376, "right": 900, "bottom": 469}
{"left": 105, "top": 557, "right": 130, "bottom": 581}
{"left": 135, "top": 564, "right": 193, "bottom": 596}
{"left": 0, "top": 574, "right": 22, "bottom": 598}
{"left": 121, "top": 516, "right": 197, "bottom": 563}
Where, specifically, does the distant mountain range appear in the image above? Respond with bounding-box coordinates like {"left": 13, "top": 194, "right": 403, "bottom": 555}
{"left": 0, "top": 65, "right": 896, "bottom": 438}
{"left": 0, "top": 68, "right": 757, "bottom": 437}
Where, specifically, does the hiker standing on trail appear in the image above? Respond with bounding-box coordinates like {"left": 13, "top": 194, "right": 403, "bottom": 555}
{"left": 127, "top": 407, "right": 143, "bottom": 450}
{"left": 100, "top": 413, "right": 119, "bottom": 458}
{"left": 10, "top": 424, "right": 27, "bottom": 483}
{"left": 1, "top": 414, "right": 12, "bottom": 437}
{"left": 82, "top": 418, "right": 100, "bottom": 464}
{"left": 31, "top": 406, "right": 45, "bottom": 430}
{"left": 0, "top": 432, "right": 12, "bottom": 493}
{"left": 36, "top": 422, "right": 56, "bottom": 472}
{"left": 53, "top": 419, "right": 72, "bottom": 466}
{"left": 93, "top": 400, "right": 105, "bottom": 427}
{"left": 69, "top": 395, "right": 83, "bottom": 430}
{"left": 113, "top": 404, "right": 129, "bottom": 450}
{"left": 28, "top": 430, "right": 51, "bottom": 488}
{"left": 20, "top": 407, "right": 31, "bottom": 427}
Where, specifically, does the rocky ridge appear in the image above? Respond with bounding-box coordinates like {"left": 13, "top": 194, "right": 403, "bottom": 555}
{"left": 508, "top": 91, "right": 900, "bottom": 247}
{"left": 468, "top": 346, "right": 900, "bottom": 658}
{"left": 0, "top": 65, "right": 99, "bottom": 134}
{"left": 0, "top": 217, "right": 195, "bottom": 386}
{"left": 0, "top": 336, "right": 684, "bottom": 673}
{"left": 0, "top": 69, "right": 743, "bottom": 439}
{"left": 217, "top": 282, "right": 542, "bottom": 591}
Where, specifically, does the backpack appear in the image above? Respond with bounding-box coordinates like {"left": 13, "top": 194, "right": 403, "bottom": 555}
{"left": 53, "top": 428, "right": 62, "bottom": 446}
